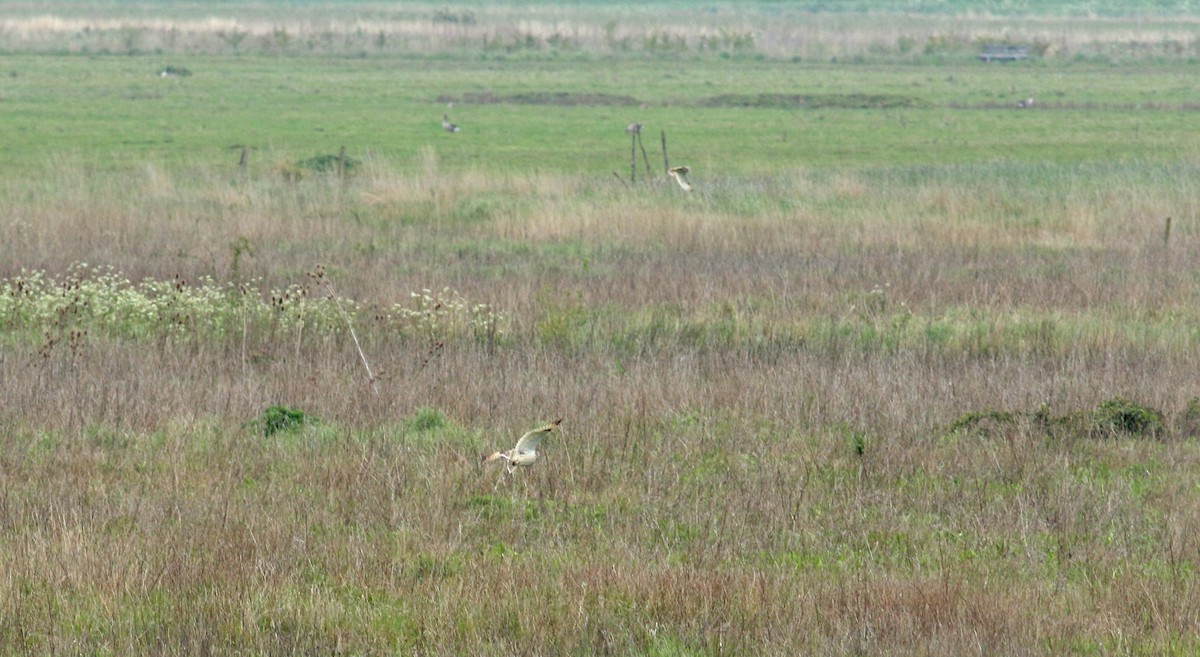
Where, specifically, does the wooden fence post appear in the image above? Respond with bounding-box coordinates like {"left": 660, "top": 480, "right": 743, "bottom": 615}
{"left": 637, "top": 132, "right": 653, "bottom": 178}
{"left": 630, "top": 133, "right": 637, "bottom": 183}
{"left": 661, "top": 130, "right": 670, "bottom": 175}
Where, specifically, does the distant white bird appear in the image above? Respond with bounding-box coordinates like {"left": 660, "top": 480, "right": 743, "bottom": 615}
{"left": 625, "top": 122, "right": 643, "bottom": 135}
{"left": 1017, "top": 97, "right": 1034, "bottom": 109}
{"left": 667, "top": 166, "right": 693, "bottom": 192}
{"left": 482, "top": 419, "right": 563, "bottom": 474}
{"left": 442, "top": 114, "right": 461, "bottom": 132}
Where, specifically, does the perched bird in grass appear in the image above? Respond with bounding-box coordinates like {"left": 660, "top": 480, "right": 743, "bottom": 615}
{"left": 625, "top": 122, "right": 643, "bottom": 135}
{"left": 1017, "top": 97, "right": 1034, "bottom": 109}
{"left": 442, "top": 113, "right": 461, "bottom": 133}
{"left": 668, "top": 165, "right": 693, "bottom": 192}
{"left": 482, "top": 419, "right": 563, "bottom": 474}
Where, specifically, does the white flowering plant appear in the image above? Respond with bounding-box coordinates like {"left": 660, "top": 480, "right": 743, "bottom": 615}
{"left": 0, "top": 264, "right": 347, "bottom": 342}
{"left": 384, "top": 286, "right": 508, "bottom": 344}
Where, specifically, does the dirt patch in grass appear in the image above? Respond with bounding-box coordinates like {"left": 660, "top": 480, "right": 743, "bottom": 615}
{"left": 952, "top": 101, "right": 1200, "bottom": 111}
{"left": 698, "top": 93, "right": 931, "bottom": 109}
{"left": 437, "top": 91, "right": 929, "bottom": 110}
{"left": 438, "top": 91, "right": 640, "bottom": 106}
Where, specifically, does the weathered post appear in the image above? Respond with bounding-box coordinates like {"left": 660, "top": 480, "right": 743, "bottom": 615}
{"left": 637, "top": 132, "right": 652, "bottom": 178}
{"left": 630, "top": 133, "right": 637, "bottom": 183}
{"left": 660, "top": 130, "right": 670, "bottom": 176}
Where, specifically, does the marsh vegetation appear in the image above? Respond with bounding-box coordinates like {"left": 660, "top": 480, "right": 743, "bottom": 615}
{"left": 3, "top": 2, "right": 1200, "bottom": 655}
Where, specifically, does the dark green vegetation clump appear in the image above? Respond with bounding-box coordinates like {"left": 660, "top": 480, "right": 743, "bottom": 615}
{"left": 1091, "top": 397, "right": 1164, "bottom": 438}
{"left": 250, "top": 405, "right": 315, "bottom": 437}
{"left": 406, "top": 406, "right": 447, "bottom": 433}
{"left": 949, "top": 398, "right": 1168, "bottom": 440}
{"left": 947, "top": 409, "right": 1021, "bottom": 436}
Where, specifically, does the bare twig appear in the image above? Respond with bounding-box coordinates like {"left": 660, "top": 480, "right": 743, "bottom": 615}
{"left": 310, "top": 265, "right": 378, "bottom": 394}
{"left": 637, "top": 131, "right": 653, "bottom": 178}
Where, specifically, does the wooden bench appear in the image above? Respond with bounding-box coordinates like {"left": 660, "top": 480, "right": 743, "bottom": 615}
{"left": 978, "top": 45, "right": 1029, "bottom": 62}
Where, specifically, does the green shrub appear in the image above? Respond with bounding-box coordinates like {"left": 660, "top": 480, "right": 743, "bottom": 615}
{"left": 1091, "top": 398, "right": 1163, "bottom": 438}
{"left": 407, "top": 406, "right": 446, "bottom": 432}
{"left": 947, "top": 409, "right": 1018, "bottom": 436}
{"left": 252, "top": 405, "right": 315, "bottom": 437}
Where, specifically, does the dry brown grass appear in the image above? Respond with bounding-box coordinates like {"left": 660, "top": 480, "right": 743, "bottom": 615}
{"left": 3, "top": 157, "right": 1200, "bottom": 654}
{"left": 4, "top": 5, "right": 1200, "bottom": 61}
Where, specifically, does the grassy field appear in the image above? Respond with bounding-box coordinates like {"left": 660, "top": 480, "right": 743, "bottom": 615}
{"left": 3, "top": 53, "right": 1200, "bottom": 175}
{"left": 4, "top": 2, "right": 1200, "bottom": 656}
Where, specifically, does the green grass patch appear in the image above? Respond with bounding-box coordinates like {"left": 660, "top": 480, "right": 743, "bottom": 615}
{"left": 4, "top": 54, "right": 1200, "bottom": 177}
{"left": 249, "top": 405, "right": 318, "bottom": 438}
